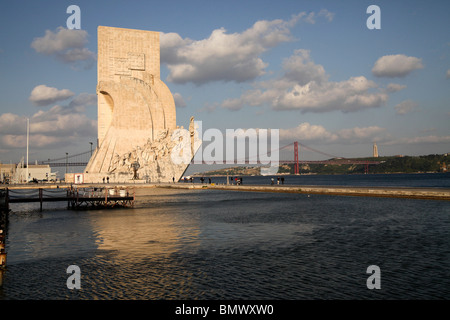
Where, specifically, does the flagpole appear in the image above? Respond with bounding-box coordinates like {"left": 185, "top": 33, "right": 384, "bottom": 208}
{"left": 26, "top": 118, "right": 29, "bottom": 183}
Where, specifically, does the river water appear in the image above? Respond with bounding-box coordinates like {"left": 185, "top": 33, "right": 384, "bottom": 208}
{"left": 1, "top": 173, "right": 449, "bottom": 300}
{"left": 195, "top": 172, "right": 450, "bottom": 188}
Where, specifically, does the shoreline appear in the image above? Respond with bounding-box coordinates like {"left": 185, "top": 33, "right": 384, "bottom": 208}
{"left": 191, "top": 172, "right": 446, "bottom": 177}
{"left": 2, "top": 181, "right": 450, "bottom": 201}
{"left": 159, "top": 183, "right": 450, "bottom": 201}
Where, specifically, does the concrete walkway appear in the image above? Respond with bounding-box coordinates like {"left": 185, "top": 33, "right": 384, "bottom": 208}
{"left": 3, "top": 182, "right": 450, "bottom": 200}
{"left": 159, "top": 183, "right": 450, "bottom": 201}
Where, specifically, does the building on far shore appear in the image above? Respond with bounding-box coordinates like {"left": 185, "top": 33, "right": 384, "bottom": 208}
{"left": 0, "top": 163, "right": 15, "bottom": 184}
{"left": 0, "top": 161, "right": 56, "bottom": 184}
{"left": 373, "top": 143, "right": 379, "bottom": 158}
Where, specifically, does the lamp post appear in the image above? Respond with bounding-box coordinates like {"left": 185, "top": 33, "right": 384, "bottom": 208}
{"left": 26, "top": 118, "right": 29, "bottom": 183}
{"left": 89, "top": 142, "right": 93, "bottom": 156}
{"left": 65, "top": 153, "right": 68, "bottom": 176}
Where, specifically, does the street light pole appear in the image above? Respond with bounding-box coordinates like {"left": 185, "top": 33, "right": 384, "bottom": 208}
{"left": 65, "top": 152, "right": 68, "bottom": 177}
{"left": 89, "top": 142, "right": 93, "bottom": 156}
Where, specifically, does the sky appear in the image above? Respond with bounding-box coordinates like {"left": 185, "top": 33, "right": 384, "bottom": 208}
{"left": 0, "top": 0, "right": 449, "bottom": 172}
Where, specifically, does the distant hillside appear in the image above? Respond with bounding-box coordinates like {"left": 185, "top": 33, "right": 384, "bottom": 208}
{"left": 192, "top": 154, "right": 449, "bottom": 176}
{"left": 193, "top": 166, "right": 262, "bottom": 177}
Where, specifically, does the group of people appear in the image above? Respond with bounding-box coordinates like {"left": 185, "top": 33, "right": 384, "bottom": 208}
{"left": 180, "top": 176, "right": 194, "bottom": 183}
{"left": 229, "top": 176, "right": 243, "bottom": 185}
{"left": 200, "top": 177, "right": 212, "bottom": 184}
{"left": 180, "top": 176, "right": 213, "bottom": 184}
{"left": 271, "top": 176, "right": 285, "bottom": 185}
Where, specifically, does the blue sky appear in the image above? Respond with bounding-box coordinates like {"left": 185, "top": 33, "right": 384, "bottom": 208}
{"left": 0, "top": 0, "right": 449, "bottom": 168}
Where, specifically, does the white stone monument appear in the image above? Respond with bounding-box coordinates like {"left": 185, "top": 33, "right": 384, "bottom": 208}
{"left": 83, "top": 26, "right": 201, "bottom": 183}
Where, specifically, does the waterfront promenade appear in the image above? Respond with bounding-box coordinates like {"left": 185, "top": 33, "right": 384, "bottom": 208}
{"left": 3, "top": 181, "right": 450, "bottom": 201}
{"left": 161, "top": 183, "right": 450, "bottom": 201}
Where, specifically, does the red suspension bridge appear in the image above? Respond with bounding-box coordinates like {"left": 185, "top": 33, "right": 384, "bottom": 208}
{"left": 279, "top": 142, "right": 381, "bottom": 174}
{"left": 39, "top": 141, "right": 381, "bottom": 173}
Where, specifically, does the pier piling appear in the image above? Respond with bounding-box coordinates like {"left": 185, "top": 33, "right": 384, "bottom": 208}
{"left": 39, "top": 188, "right": 43, "bottom": 211}
{"left": 0, "top": 229, "right": 6, "bottom": 287}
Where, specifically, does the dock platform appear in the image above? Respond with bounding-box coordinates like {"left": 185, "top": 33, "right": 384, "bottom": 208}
{"left": 2, "top": 186, "right": 135, "bottom": 211}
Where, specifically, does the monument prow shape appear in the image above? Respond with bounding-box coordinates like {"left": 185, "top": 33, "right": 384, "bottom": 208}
{"left": 83, "top": 26, "right": 201, "bottom": 183}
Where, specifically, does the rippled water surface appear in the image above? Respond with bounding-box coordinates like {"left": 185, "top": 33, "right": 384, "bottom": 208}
{"left": 1, "top": 182, "right": 450, "bottom": 299}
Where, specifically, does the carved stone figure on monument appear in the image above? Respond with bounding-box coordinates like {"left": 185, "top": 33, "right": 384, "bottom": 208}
{"left": 109, "top": 153, "right": 121, "bottom": 173}
{"left": 189, "top": 116, "right": 195, "bottom": 157}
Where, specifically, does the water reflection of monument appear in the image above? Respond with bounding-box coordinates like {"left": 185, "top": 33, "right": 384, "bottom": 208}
{"left": 91, "top": 189, "right": 201, "bottom": 260}
{"left": 83, "top": 26, "right": 201, "bottom": 183}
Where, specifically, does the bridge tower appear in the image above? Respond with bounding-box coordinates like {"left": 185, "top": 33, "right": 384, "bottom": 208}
{"left": 294, "top": 141, "right": 299, "bottom": 175}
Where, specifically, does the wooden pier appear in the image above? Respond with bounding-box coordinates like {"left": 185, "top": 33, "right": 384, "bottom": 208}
{"left": 1, "top": 186, "right": 135, "bottom": 211}
{"left": 66, "top": 186, "right": 135, "bottom": 209}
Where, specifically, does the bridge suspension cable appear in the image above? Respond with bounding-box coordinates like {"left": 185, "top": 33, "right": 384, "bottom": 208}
{"left": 296, "top": 142, "right": 340, "bottom": 159}
{"left": 42, "top": 150, "right": 91, "bottom": 163}
{"left": 39, "top": 150, "right": 92, "bottom": 168}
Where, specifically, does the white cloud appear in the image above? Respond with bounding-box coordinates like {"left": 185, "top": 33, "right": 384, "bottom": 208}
{"left": 30, "top": 105, "right": 96, "bottom": 137}
{"left": 173, "top": 93, "right": 187, "bottom": 108}
{"left": 372, "top": 54, "right": 423, "bottom": 78}
{"left": 197, "top": 102, "right": 218, "bottom": 113}
{"left": 335, "top": 126, "right": 387, "bottom": 143}
{"left": 222, "top": 50, "right": 389, "bottom": 113}
{"left": 29, "top": 84, "right": 74, "bottom": 106}
{"left": 318, "top": 9, "right": 335, "bottom": 22}
{"left": 31, "top": 26, "right": 96, "bottom": 68}
{"left": 282, "top": 49, "right": 328, "bottom": 85}
{"left": 160, "top": 11, "right": 333, "bottom": 85}
{"left": 279, "top": 122, "right": 450, "bottom": 151}
{"left": 0, "top": 133, "right": 69, "bottom": 150}
{"left": 394, "top": 100, "right": 418, "bottom": 115}
{"left": 69, "top": 93, "right": 97, "bottom": 111}
{"left": 279, "top": 122, "right": 387, "bottom": 145}
{"left": 274, "top": 76, "right": 387, "bottom": 112}
{"left": 384, "top": 135, "right": 450, "bottom": 146}
{"left": 279, "top": 122, "right": 337, "bottom": 142}
{"left": 31, "top": 27, "right": 87, "bottom": 54}
{"left": 0, "top": 93, "right": 96, "bottom": 150}
{"left": 0, "top": 113, "right": 27, "bottom": 135}
{"left": 386, "top": 83, "right": 407, "bottom": 92}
